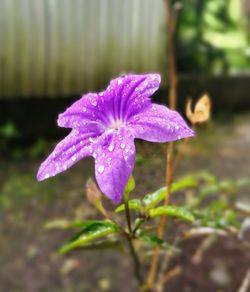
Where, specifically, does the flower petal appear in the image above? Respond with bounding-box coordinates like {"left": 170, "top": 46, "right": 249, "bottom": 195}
{"left": 128, "top": 104, "right": 195, "bottom": 142}
{"left": 58, "top": 74, "right": 161, "bottom": 129}
{"left": 93, "top": 128, "right": 136, "bottom": 204}
{"left": 37, "top": 130, "right": 95, "bottom": 181}
{"left": 107, "top": 73, "right": 161, "bottom": 121}
{"left": 57, "top": 93, "right": 109, "bottom": 129}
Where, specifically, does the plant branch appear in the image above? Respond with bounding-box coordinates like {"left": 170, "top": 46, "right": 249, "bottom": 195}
{"left": 123, "top": 197, "right": 143, "bottom": 287}
{"left": 124, "top": 197, "right": 132, "bottom": 234}
{"left": 146, "top": 0, "right": 177, "bottom": 288}
{"left": 126, "top": 235, "right": 144, "bottom": 287}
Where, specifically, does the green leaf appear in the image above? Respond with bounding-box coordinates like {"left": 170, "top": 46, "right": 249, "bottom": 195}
{"left": 73, "top": 239, "right": 124, "bottom": 252}
{"left": 198, "top": 184, "right": 220, "bottom": 198}
{"left": 148, "top": 205, "right": 195, "bottom": 222}
{"left": 115, "top": 199, "right": 142, "bottom": 213}
{"left": 44, "top": 219, "right": 101, "bottom": 230}
{"left": 139, "top": 234, "right": 179, "bottom": 252}
{"left": 143, "top": 176, "right": 198, "bottom": 209}
{"left": 125, "top": 175, "right": 135, "bottom": 194}
{"left": 143, "top": 187, "right": 166, "bottom": 209}
{"left": 59, "top": 221, "right": 120, "bottom": 254}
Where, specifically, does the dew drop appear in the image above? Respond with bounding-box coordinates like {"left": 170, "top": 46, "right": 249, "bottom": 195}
{"left": 89, "top": 137, "right": 95, "bottom": 143}
{"left": 45, "top": 173, "right": 50, "bottom": 179}
{"left": 90, "top": 97, "right": 97, "bottom": 106}
{"left": 108, "top": 143, "right": 114, "bottom": 152}
{"left": 83, "top": 107, "right": 87, "bottom": 112}
{"left": 175, "top": 125, "right": 180, "bottom": 130}
{"left": 71, "top": 155, "right": 77, "bottom": 162}
{"left": 97, "top": 164, "right": 105, "bottom": 174}
{"left": 121, "top": 143, "right": 125, "bottom": 149}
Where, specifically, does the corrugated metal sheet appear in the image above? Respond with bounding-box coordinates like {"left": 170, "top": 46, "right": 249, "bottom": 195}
{"left": 0, "top": 0, "right": 166, "bottom": 98}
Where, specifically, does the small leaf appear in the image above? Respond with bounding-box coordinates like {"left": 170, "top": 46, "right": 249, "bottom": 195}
{"left": 44, "top": 219, "right": 101, "bottom": 230}
{"left": 143, "top": 187, "right": 165, "bottom": 209}
{"left": 143, "top": 176, "right": 198, "bottom": 209}
{"left": 139, "top": 234, "right": 179, "bottom": 252}
{"left": 115, "top": 199, "right": 142, "bottom": 213}
{"left": 74, "top": 239, "right": 124, "bottom": 252}
{"left": 171, "top": 176, "right": 198, "bottom": 192}
{"left": 149, "top": 205, "right": 195, "bottom": 222}
{"left": 125, "top": 175, "right": 135, "bottom": 194}
{"left": 44, "top": 218, "right": 71, "bottom": 229}
{"left": 59, "top": 221, "right": 120, "bottom": 254}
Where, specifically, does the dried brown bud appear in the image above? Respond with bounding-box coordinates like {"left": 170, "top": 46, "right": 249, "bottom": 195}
{"left": 86, "top": 177, "right": 110, "bottom": 218}
{"left": 186, "top": 94, "right": 211, "bottom": 125}
{"left": 86, "top": 177, "right": 102, "bottom": 207}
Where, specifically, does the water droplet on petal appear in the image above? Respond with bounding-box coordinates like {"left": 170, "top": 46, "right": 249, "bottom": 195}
{"left": 89, "top": 137, "right": 95, "bottom": 143}
{"left": 90, "top": 97, "right": 97, "bottom": 106}
{"left": 71, "top": 155, "right": 77, "bottom": 162}
{"left": 121, "top": 143, "right": 125, "bottom": 149}
{"left": 45, "top": 173, "right": 50, "bottom": 179}
{"left": 175, "top": 125, "right": 180, "bottom": 130}
{"left": 108, "top": 143, "right": 114, "bottom": 152}
{"left": 83, "top": 107, "right": 87, "bottom": 112}
{"left": 97, "top": 164, "right": 105, "bottom": 174}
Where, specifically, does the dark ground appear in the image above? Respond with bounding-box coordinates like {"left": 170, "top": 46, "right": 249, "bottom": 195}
{"left": 0, "top": 113, "right": 250, "bottom": 292}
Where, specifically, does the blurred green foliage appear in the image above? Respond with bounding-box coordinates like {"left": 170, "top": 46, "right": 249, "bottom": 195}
{"left": 175, "top": 0, "right": 250, "bottom": 73}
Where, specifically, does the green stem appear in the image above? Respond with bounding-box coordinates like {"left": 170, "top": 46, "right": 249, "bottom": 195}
{"left": 133, "top": 218, "right": 145, "bottom": 236}
{"left": 123, "top": 194, "right": 143, "bottom": 286}
{"left": 124, "top": 196, "right": 132, "bottom": 234}
{"left": 126, "top": 235, "right": 144, "bottom": 286}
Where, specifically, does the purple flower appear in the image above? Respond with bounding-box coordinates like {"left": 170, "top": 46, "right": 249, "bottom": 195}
{"left": 37, "top": 74, "right": 194, "bottom": 204}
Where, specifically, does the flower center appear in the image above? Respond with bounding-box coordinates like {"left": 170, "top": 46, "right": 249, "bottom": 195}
{"left": 109, "top": 119, "right": 123, "bottom": 131}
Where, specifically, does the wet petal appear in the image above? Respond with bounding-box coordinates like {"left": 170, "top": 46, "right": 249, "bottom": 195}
{"left": 58, "top": 74, "right": 161, "bottom": 130}
{"left": 93, "top": 128, "right": 136, "bottom": 204}
{"left": 37, "top": 130, "right": 95, "bottom": 181}
{"left": 57, "top": 93, "right": 109, "bottom": 129}
{"left": 106, "top": 73, "right": 161, "bottom": 121}
{"left": 128, "top": 104, "right": 195, "bottom": 142}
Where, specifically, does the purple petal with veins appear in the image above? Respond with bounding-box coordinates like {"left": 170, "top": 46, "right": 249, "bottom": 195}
{"left": 37, "top": 73, "right": 195, "bottom": 204}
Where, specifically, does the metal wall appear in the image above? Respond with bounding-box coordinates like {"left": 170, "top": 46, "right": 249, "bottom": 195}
{"left": 0, "top": 0, "right": 166, "bottom": 98}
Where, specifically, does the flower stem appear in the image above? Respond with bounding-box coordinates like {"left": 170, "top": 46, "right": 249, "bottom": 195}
{"left": 146, "top": 0, "right": 177, "bottom": 288}
{"left": 126, "top": 235, "right": 143, "bottom": 286}
{"left": 124, "top": 196, "right": 132, "bottom": 234}
{"left": 124, "top": 195, "right": 143, "bottom": 286}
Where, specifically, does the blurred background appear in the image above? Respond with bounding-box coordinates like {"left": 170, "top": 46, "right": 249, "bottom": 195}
{"left": 0, "top": 1, "right": 250, "bottom": 291}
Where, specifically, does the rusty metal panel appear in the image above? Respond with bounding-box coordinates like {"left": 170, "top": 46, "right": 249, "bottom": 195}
{"left": 0, "top": 0, "right": 166, "bottom": 98}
